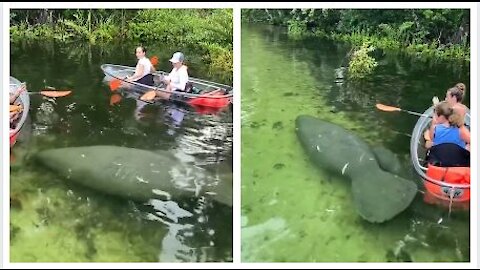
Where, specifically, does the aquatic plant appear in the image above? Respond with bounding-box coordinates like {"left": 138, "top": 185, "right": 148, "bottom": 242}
{"left": 287, "top": 20, "right": 308, "bottom": 40}
{"left": 348, "top": 42, "right": 378, "bottom": 79}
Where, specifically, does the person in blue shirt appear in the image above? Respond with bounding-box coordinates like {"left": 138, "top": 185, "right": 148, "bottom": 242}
{"left": 427, "top": 101, "right": 470, "bottom": 152}
{"left": 426, "top": 101, "right": 470, "bottom": 167}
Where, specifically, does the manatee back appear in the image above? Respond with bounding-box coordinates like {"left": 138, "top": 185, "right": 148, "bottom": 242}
{"left": 36, "top": 146, "right": 204, "bottom": 201}
{"left": 295, "top": 115, "right": 379, "bottom": 176}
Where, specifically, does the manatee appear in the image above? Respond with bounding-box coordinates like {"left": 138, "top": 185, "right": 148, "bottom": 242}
{"left": 370, "top": 145, "right": 404, "bottom": 177}
{"left": 295, "top": 115, "right": 417, "bottom": 223}
{"left": 35, "top": 146, "right": 232, "bottom": 207}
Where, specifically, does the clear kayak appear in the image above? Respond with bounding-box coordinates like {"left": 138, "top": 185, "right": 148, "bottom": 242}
{"left": 10, "top": 76, "right": 30, "bottom": 147}
{"left": 101, "top": 64, "right": 233, "bottom": 108}
{"left": 410, "top": 105, "right": 470, "bottom": 209}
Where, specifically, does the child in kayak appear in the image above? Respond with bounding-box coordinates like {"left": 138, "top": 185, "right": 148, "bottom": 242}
{"left": 426, "top": 101, "right": 470, "bottom": 151}
{"left": 126, "top": 46, "right": 155, "bottom": 86}
{"left": 425, "top": 83, "right": 469, "bottom": 144}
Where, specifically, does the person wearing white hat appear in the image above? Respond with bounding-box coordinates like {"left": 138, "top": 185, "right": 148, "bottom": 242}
{"left": 157, "top": 51, "right": 189, "bottom": 99}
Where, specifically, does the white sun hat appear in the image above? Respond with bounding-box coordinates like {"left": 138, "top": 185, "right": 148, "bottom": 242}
{"left": 169, "top": 52, "right": 185, "bottom": 63}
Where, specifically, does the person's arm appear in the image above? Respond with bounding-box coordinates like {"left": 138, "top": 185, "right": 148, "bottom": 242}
{"left": 428, "top": 114, "right": 438, "bottom": 143}
{"left": 170, "top": 68, "right": 189, "bottom": 91}
{"left": 163, "top": 70, "right": 173, "bottom": 84}
{"left": 460, "top": 126, "right": 470, "bottom": 144}
{"left": 428, "top": 124, "right": 436, "bottom": 145}
{"left": 127, "top": 64, "right": 144, "bottom": 82}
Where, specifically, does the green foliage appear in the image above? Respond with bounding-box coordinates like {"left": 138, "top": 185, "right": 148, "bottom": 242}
{"left": 348, "top": 43, "right": 378, "bottom": 79}
{"left": 10, "top": 9, "right": 233, "bottom": 74}
{"left": 287, "top": 19, "right": 308, "bottom": 39}
{"left": 242, "top": 9, "right": 469, "bottom": 62}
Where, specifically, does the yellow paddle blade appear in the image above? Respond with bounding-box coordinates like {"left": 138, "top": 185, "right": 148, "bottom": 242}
{"left": 40, "top": 90, "right": 72, "bottom": 97}
{"left": 140, "top": 90, "right": 157, "bottom": 101}
{"left": 10, "top": 104, "right": 23, "bottom": 113}
{"left": 376, "top": 104, "right": 401, "bottom": 112}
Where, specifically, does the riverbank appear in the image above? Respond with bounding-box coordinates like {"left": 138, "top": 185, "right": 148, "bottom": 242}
{"left": 323, "top": 30, "right": 468, "bottom": 63}
{"left": 242, "top": 9, "right": 470, "bottom": 62}
{"left": 284, "top": 26, "right": 468, "bottom": 63}
{"left": 241, "top": 23, "right": 469, "bottom": 263}
{"left": 10, "top": 9, "right": 233, "bottom": 76}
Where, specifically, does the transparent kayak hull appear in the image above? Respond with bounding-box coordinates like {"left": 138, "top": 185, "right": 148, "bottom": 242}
{"left": 101, "top": 64, "right": 233, "bottom": 108}
{"left": 410, "top": 106, "right": 470, "bottom": 209}
{"left": 10, "top": 76, "right": 29, "bottom": 147}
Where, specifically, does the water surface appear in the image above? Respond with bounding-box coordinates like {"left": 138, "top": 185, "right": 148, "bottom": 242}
{"left": 241, "top": 24, "right": 469, "bottom": 262}
{"left": 10, "top": 41, "right": 233, "bottom": 262}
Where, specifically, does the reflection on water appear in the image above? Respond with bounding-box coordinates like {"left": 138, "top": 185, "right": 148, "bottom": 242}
{"left": 241, "top": 24, "right": 469, "bottom": 262}
{"left": 11, "top": 41, "right": 232, "bottom": 262}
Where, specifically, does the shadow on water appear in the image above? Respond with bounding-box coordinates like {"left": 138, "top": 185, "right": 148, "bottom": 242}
{"left": 10, "top": 41, "right": 232, "bottom": 262}
{"left": 241, "top": 24, "right": 469, "bottom": 262}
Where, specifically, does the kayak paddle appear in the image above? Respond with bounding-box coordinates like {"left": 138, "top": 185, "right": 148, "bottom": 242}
{"left": 150, "top": 56, "right": 159, "bottom": 66}
{"left": 110, "top": 93, "right": 123, "bottom": 105}
{"left": 32, "top": 90, "right": 72, "bottom": 98}
{"left": 109, "top": 56, "right": 159, "bottom": 92}
{"left": 10, "top": 105, "right": 23, "bottom": 113}
{"left": 140, "top": 90, "right": 157, "bottom": 101}
{"left": 376, "top": 104, "right": 431, "bottom": 118}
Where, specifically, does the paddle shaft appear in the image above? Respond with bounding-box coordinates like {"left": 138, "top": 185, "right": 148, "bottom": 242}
{"left": 401, "top": 109, "right": 432, "bottom": 118}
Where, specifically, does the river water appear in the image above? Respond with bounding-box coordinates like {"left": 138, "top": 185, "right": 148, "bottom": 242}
{"left": 241, "top": 24, "right": 470, "bottom": 262}
{"left": 10, "top": 41, "right": 233, "bottom": 262}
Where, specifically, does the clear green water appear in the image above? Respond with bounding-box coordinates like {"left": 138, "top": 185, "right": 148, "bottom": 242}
{"left": 10, "top": 41, "right": 232, "bottom": 262}
{"left": 241, "top": 24, "right": 470, "bottom": 262}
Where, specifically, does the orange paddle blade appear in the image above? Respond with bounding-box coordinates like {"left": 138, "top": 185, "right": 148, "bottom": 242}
{"left": 150, "top": 56, "right": 159, "bottom": 66}
{"left": 40, "top": 90, "right": 72, "bottom": 97}
{"left": 109, "top": 79, "right": 122, "bottom": 91}
{"left": 110, "top": 93, "right": 122, "bottom": 106}
{"left": 376, "top": 104, "right": 401, "bottom": 112}
{"left": 10, "top": 104, "right": 23, "bottom": 113}
{"left": 140, "top": 90, "right": 157, "bottom": 101}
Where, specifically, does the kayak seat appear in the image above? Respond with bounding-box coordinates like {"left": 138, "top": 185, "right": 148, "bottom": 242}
{"left": 427, "top": 143, "right": 470, "bottom": 167}
{"left": 184, "top": 82, "right": 194, "bottom": 93}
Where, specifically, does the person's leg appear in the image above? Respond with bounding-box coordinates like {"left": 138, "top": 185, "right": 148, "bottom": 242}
{"left": 134, "top": 99, "right": 148, "bottom": 121}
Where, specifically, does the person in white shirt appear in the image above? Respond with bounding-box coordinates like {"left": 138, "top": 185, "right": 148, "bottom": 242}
{"left": 157, "top": 52, "right": 189, "bottom": 99}
{"left": 126, "top": 46, "right": 155, "bottom": 86}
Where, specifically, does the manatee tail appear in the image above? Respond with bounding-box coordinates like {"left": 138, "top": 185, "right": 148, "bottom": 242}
{"left": 351, "top": 170, "right": 418, "bottom": 223}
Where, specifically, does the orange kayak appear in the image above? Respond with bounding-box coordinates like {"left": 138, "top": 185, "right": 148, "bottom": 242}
{"left": 410, "top": 106, "right": 470, "bottom": 209}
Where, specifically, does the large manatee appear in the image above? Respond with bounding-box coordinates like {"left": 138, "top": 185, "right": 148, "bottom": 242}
{"left": 295, "top": 115, "right": 417, "bottom": 223}
{"left": 35, "top": 146, "right": 232, "bottom": 207}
